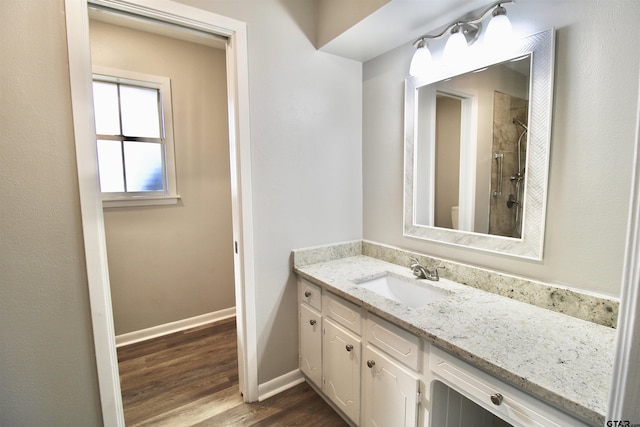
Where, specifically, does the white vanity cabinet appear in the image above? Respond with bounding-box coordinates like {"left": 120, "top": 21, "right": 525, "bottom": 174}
{"left": 322, "top": 290, "right": 363, "bottom": 425}
{"left": 299, "top": 304, "right": 322, "bottom": 386}
{"left": 297, "top": 277, "right": 590, "bottom": 427}
{"left": 298, "top": 278, "right": 424, "bottom": 427}
{"left": 298, "top": 280, "right": 322, "bottom": 387}
{"left": 362, "top": 346, "right": 420, "bottom": 427}
{"left": 362, "top": 313, "right": 423, "bottom": 427}
{"left": 323, "top": 317, "right": 362, "bottom": 424}
{"left": 429, "top": 346, "right": 591, "bottom": 427}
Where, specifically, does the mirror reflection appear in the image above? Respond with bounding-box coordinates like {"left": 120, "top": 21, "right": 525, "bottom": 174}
{"left": 415, "top": 56, "right": 531, "bottom": 238}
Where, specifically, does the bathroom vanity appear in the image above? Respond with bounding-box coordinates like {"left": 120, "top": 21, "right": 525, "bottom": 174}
{"left": 293, "top": 241, "right": 616, "bottom": 427}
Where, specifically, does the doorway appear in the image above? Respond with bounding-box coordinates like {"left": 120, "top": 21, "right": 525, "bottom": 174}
{"left": 88, "top": 8, "right": 235, "bottom": 347}
{"left": 65, "top": 1, "right": 256, "bottom": 425}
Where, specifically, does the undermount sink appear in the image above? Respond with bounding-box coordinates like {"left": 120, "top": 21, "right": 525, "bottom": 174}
{"left": 353, "top": 272, "right": 451, "bottom": 308}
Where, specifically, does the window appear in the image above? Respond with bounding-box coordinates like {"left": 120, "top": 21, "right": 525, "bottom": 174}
{"left": 92, "top": 66, "right": 178, "bottom": 207}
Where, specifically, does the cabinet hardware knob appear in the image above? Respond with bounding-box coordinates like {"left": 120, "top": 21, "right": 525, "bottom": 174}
{"left": 345, "top": 344, "right": 354, "bottom": 352}
{"left": 304, "top": 291, "right": 312, "bottom": 297}
{"left": 490, "top": 393, "right": 503, "bottom": 406}
{"left": 309, "top": 319, "right": 317, "bottom": 326}
{"left": 367, "top": 360, "right": 376, "bottom": 368}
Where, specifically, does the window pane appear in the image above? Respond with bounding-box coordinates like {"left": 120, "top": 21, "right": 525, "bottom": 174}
{"left": 120, "top": 85, "right": 161, "bottom": 138}
{"left": 97, "top": 140, "right": 125, "bottom": 192}
{"left": 124, "top": 141, "right": 164, "bottom": 192}
{"left": 92, "top": 82, "right": 121, "bottom": 135}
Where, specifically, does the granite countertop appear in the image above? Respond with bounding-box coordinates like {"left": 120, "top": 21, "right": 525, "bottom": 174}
{"left": 294, "top": 255, "right": 615, "bottom": 426}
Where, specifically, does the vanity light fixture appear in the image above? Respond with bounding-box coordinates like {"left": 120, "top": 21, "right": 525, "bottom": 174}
{"left": 443, "top": 24, "right": 475, "bottom": 59}
{"left": 409, "top": 0, "right": 514, "bottom": 77}
{"left": 484, "top": 4, "right": 513, "bottom": 47}
{"left": 409, "top": 38, "right": 433, "bottom": 77}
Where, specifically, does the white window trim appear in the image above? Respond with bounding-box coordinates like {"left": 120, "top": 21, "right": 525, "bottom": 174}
{"left": 92, "top": 65, "right": 180, "bottom": 208}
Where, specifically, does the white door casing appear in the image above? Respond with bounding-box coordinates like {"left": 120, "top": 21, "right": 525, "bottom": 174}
{"left": 64, "top": 1, "right": 256, "bottom": 425}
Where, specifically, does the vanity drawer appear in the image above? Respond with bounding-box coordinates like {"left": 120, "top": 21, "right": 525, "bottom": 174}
{"left": 430, "top": 346, "right": 589, "bottom": 427}
{"left": 299, "top": 278, "right": 322, "bottom": 311}
{"left": 365, "top": 313, "right": 421, "bottom": 371}
{"left": 323, "top": 291, "right": 362, "bottom": 334}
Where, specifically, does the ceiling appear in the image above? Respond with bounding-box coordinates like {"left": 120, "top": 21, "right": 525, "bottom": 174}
{"left": 318, "top": 0, "right": 507, "bottom": 62}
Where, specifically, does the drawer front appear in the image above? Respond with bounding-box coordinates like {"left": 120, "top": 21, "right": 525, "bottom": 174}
{"left": 430, "top": 347, "right": 589, "bottom": 427}
{"left": 299, "top": 278, "right": 322, "bottom": 311}
{"left": 323, "top": 291, "right": 362, "bottom": 334}
{"left": 366, "top": 314, "right": 420, "bottom": 371}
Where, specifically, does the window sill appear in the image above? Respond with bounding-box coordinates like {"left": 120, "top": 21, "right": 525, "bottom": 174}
{"left": 102, "top": 195, "right": 181, "bottom": 208}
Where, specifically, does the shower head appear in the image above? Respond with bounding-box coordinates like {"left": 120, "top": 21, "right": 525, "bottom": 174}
{"left": 513, "top": 118, "right": 528, "bottom": 131}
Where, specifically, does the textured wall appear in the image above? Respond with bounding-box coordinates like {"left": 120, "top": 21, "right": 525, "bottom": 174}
{"left": 0, "top": 0, "right": 103, "bottom": 424}
{"left": 363, "top": 0, "right": 640, "bottom": 297}
{"left": 90, "top": 20, "right": 235, "bottom": 335}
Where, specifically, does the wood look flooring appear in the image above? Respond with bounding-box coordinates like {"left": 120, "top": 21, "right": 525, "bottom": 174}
{"left": 117, "top": 317, "right": 348, "bottom": 426}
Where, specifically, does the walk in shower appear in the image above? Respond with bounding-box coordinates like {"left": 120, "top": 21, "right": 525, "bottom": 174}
{"left": 489, "top": 91, "right": 529, "bottom": 238}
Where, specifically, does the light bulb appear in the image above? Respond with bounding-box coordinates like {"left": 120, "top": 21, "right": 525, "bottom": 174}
{"left": 484, "top": 6, "right": 513, "bottom": 47}
{"left": 409, "top": 42, "right": 432, "bottom": 77}
{"left": 444, "top": 28, "right": 468, "bottom": 59}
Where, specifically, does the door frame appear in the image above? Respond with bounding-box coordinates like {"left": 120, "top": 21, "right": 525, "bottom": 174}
{"left": 608, "top": 67, "right": 640, "bottom": 422}
{"left": 64, "top": 1, "right": 257, "bottom": 425}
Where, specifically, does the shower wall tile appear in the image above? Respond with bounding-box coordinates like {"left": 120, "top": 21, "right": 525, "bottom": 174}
{"left": 490, "top": 91, "right": 528, "bottom": 237}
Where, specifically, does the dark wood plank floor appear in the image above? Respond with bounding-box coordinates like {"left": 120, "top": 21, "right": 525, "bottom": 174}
{"left": 117, "top": 317, "right": 348, "bottom": 426}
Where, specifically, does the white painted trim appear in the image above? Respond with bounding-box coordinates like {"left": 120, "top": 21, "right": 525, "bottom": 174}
{"left": 115, "top": 308, "right": 236, "bottom": 347}
{"left": 225, "top": 16, "right": 260, "bottom": 402}
{"left": 92, "top": 64, "right": 179, "bottom": 201}
{"left": 65, "top": 1, "right": 257, "bottom": 425}
{"left": 64, "top": 1, "right": 124, "bottom": 425}
{"left": 458, "top": 93, "right": 478, "bottom": 232}
{"left": 404, "top": 29, "right": 555, "bottom": 260}
{"left": 102, "top": 195, "right": 180, "bottom": 208}
{"left": 607, "top": 63, "right": 640, "bottom": 423}
{"left": 257, "top": 369, "right": 305, "bottom": 402}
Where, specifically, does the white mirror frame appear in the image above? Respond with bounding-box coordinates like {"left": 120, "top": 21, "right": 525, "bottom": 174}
{"left": 404, "top": 28, "right": 555, "bottom": 260}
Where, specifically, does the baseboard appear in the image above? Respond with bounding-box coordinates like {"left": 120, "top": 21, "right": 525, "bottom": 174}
{"left": 258, "top": 369, "right": 305, "bottom": 401}
{"left": 115, "top": 307, "right": 236, "bottom": 347}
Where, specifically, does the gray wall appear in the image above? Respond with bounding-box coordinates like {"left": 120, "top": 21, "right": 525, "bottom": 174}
{"left": 90, "top": 20, "right": 235, "bottom": 335}
{"left": 173, "top": 0, "right": 365, "bottom": 384}
{"left": 363, "top": 0, "right": 640, "bottom": 298}
{"left": 1, "top": 0, "right": 363, "bottom": 422}
{"left": 1, "top": 1, "right": 103, "bottom": 425}
{"left": 6, "top": 0, "right": 636, "bottom": 423}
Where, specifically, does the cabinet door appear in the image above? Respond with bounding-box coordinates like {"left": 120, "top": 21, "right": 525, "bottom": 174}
{"left": 323, "top": 318, "right": 361, "bottom": 425}
{"left": 299, "top": 304, "right": 322, "bottom": 387}
{"left": 362, "top": 345, "right": 419, "bottom": 427}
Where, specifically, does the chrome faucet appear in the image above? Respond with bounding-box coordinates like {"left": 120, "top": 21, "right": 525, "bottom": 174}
{"left": 410, "top": 258, "right": 440, "bottom": 281}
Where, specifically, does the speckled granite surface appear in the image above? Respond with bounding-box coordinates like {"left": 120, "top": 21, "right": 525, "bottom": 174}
{"left": 294, "top": 240, "right": 619, "bottom": 328}
{"left": 292, "top": 242, "right": 616, "bottom": 426}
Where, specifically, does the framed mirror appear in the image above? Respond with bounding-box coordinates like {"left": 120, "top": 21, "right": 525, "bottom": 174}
{"left": 404, "top": 29, "right": 555, "bottom": 259}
